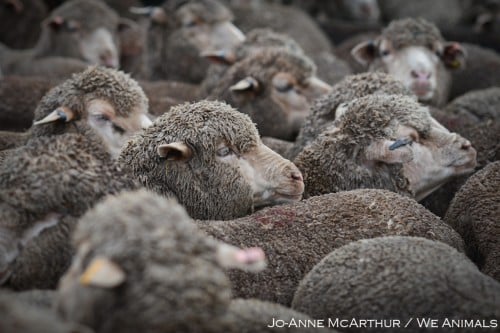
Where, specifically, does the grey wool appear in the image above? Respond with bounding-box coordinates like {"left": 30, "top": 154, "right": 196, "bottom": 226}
{"left": 445, "top": 161, "right": 500, "bottom": 281}
{"left": 56, "top": 189, "right": 236, "bottom": 333}
{"left": 379, "top": 17, "right": 445, "bottom": 49}
{"left": 0, "top": 132, "right": 136, "bottom": 290}
{"left": 208, "top": 48, "right": 317, "bottom": 140}
{"left": 196, "top": 189, "right": 464, "bottom": 306}
{"left": 292, "top": 236, "right": 500, "bottom": 333}
{"left": 119, "top": 100, "right": 259, "bottom": 220}
{"left": 290, "top": 72, "right": 414, "bottom": 158}
{"left": 444, "top": 87, "right": 500, "bottom": 124}
{"left": 294, "top": 94, "right": 429, "bottom": 198}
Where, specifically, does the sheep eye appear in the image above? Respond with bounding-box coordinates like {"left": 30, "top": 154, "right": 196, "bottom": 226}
{"left": 216, "top": 146, "right": 232, "bottom": 157}
{"left": 65, "top": 20, "right": 80, "bottom": 33}
{"left": 274, "top": 79, "right": 294, "bottom": 93}
{"left": 112, "top": 123, "right": 125, "bottom": 134}
{"left": 380, "top": 49, "right": 390, "bottom": 57}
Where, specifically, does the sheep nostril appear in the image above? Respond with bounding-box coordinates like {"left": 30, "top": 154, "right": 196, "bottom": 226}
{"left": 461, "top": 140, "right": 472, "bottom": 150}
{"left": 290, "top": 171, "right": 303, "bottom": 182}
{"left": 411, "top": 70, "right": 418, "bottom": 78}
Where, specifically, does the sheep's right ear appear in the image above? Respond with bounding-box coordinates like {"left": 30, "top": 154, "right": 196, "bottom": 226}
{"left": 46, "top": 16, "right": 65, "bottom": 31}
{"left": 33, "top": 107, "right": 75, "bottom": 126}
{"left": 351, "top": 40, "right": 378, "bottom": 66}
{"left": 230, "top": 76, "right": 260, "bottom": 92}
{"left": 79, "top": 257, "right": 126, "bottom": 288}
{"left": 201, "top": 50, "right": 237, "bottom": 65}
{"left": 130, "top": 6, "right": 167, "bottom": 25}
{"left": 157, "top": 142, "right": 193, "bottom": 161}
{"left": 364, "top": 139, "right": 414, "bottom": 165}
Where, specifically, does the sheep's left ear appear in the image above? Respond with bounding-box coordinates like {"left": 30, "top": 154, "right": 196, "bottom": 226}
{"left": 230, "top": 76, "right": 260, "bottom": 92}
{"left": 33, "top": 106, "right": 75, "bottom": 126}
{"left": 201, "top": 50, "right": 236, "bottom": 66}
{"left": 157, "top": 142, "right": 193, "bottom": 161}
{"left": 442, "top": 42, "right": 466, "bottom": 70}
{"left": 351, "top": 40, "right": 378, "bottom": 66}
{"left": 79, "top": 257, "right": 126, "bottom": 288}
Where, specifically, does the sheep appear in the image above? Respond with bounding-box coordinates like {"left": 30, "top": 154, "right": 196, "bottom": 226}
{"left": 139, "top": 79, "right": 201, "bottom": 116}
{"left": 195, "top": 189, "right": 465, "bottom": 306}
{"left": 294, "top": 94, "right": 477, "bottom": 200}
{"left": 0, "top": 291, "right": 94, "bottom": 333}
{"left": 225, "top": 299, "right": 336, "bottom": 333}
{"left": 290, "top": 0, "right": 381, "bottom": 24}
{"left": 444, "top": 161, "right": 500, "bottom": 281}
{"left": 133, "top": 0, "right": 245, "bottom": 83}
{"left": 208, "top": 48, "right": 332, "bottom": 140}
{"left": 292, "top": 236, "right": 500, "bottom": 332}
{"left": 261, "top": 137, "right": 294, "bottom": 160}
{"left": 289, "top": 72, "right": 414, "bottom": 159}
{"left": 0, "top": 0, "right": 122, "bottom": 77}
{"left": 449, "top": 43, "right": 500, "bottom": 100}
{"left": 0, "top": 0, "right": 48, "bottom": 49}
{"left": 351, "top": 18, "right": 466, "bottom": 107}
{"left": 0, "top": 132, "right": 136, "bottom": 290}
{"left": 56, "top": 189, "right": 267, "bottom": 333}
{"left": 119, "top": 100, "right": 304, "bottom": 220}
{"left": 28, "top": 66, "right": 152, "bottom": 158}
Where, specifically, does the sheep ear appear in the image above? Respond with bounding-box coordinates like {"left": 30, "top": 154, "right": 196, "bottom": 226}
{"left": 21, "top": 213, "right": 62, "bottom": 247}
{"left": 130, "top": 6, "right": 167, "bottom": 25}
{"left": 201, "top": 50, "right": 236, "bottom": 65}
{"left": 351, "top": 40, "right": 378, "bottom": 66}
{"left": 46, "top": 15, "right": 65, "bottom": 30}
{"left": 79, "top": 257, "right": 126, "bottom": 288}
{"left": 442, "top": 42, "right": 466, "bottom": 70}
{"left": 230, "top": 76, "right": 260, "bottom": 92}
{"left": 157, "top": 142, "right": 193, "bottom": 161}
{"left": 216, "top": 243, "right": 267, "bottom": 272}
{"left": 33, "top": 107, "right": 75, "bottom": 126}
{"left": 5, "top": 0, "right": 24, "bottom": 13}
{"left": 364, "top": 139, "right": 414, "bottom": 165}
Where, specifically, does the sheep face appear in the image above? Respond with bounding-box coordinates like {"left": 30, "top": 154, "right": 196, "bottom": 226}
{"left": 336, "top": 0, "right": 381, "bottom": 22}
{"left": 120, "top": 100, "right": 304, "bottom": 219}
{"left": 41, "top": 0, "right": 120, "bottom": 68}
{"left": 352, "top": 18, "right": 466, "bottom": 106}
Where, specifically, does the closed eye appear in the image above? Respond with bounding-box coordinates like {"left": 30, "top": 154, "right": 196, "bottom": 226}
{"left": 216, "top": 146, "right": 233, "bottom": 157}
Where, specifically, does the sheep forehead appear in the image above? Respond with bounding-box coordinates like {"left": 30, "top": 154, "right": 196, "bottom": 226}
{"left": 381, "top": 18, "right": 444, "bottom": 50}
{"left": 50, "top": 0, "right": 119, "bottom": 31}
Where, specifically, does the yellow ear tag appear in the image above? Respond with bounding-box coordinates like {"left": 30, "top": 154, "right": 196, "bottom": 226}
{"left": 79, "top": 257, "right": 125, "bottom": 288}
{"left": 451, "top": 60, "right": 460, "bottom": 69}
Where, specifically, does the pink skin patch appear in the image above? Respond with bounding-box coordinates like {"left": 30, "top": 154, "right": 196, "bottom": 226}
{"left": 234, "top": 247, "right": 265, "bottom": 265}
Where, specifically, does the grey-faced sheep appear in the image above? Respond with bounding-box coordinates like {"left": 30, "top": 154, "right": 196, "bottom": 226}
{"left": 196, "top": 189, "right": 464, "bottom": 306}
{"left": 0, "top": 0, "right": 123, "bottom": 77}
{"left": 445, "top": 161, "right": 500, "bottom": 282}
{"left": 0, "top": 132, "right": 136, "bottom": 290}
{"left": 208, "top": 48, "right": 332, "bottom": 140}
{"left": 352, "top": 18, "right": 466, "bottom": 107}
{"left": 291, "top": 0, "right": 381, "bottom": 24}
{"left": 119, "top": 100, "right": 304, "bottom": 220}
{"left": 0, "top": 291, "right": 93, "bottom": 333}
{"left": 133, "top": 0, "right": 245, "bottom": 83}
{"left": 292, "top": 236, "right": 500, "bottom": 333}
{"left": 290, "top": 72, "right": 413, "bottom": 159}
{"left": 56, "top": 189, "right": 267, "bottom": 333}
{"left": 29, "top": 66, "right": 152, "bottom": 158}
{"left": 0, "top": 0, "right": 48, "bottom": 49}
{"left": 294, "top": 94, "right": 477, "bottom": 200}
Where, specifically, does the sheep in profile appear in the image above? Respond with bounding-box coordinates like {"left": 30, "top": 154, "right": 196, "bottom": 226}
{"left": 133, "top": 0, "right": 245, "bottom": 83}
{"left": 0, "top": 132, "right": 136, "bottom": 290}
{"left": 352, "top": 18, "right": 466, "bottom": 106}
{"left": 208, "top": 48, "right": 332, "bottom": 140}
{"left": 290, "top": 72, "right": 414, "bottom": 159}
{"left": 292, "top": 236, "right": 500, "bottom": 332}
{"left": 294, "top": 94, "right": 477, "bottom": 200}
{"left": 196, "top": 189, "right": 464, "bottom": 305}
{"left": 445, "top": 161, "right": 500, "bottom": 281}
{"left": 119, "top": 100, "right": 304, "bottom": 220}
{"left": 56, "top": 189, "right": 266, "bottom": 333}
{"left": 29, "top": 66, "right": 152, "bottom": 158}
{"left": 1, "top": 0, "right": 123, "bottom": 77}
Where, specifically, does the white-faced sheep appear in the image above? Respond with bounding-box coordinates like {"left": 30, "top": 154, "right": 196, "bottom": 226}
{"left": 0, "top": 132, "right": 136, "bottom": 290}
{"left": 208, "top": 48, "right": 332, "bottom": 140}
{"left": 352, "top": 18, "right": 466, "bottom": 107}
{"left": 0, "top": 291, "right": 93, "bottom": 333}
{"left": 56, "top": 189, "right": 267, "bottom": 333}
{"left": 294, "top": 94, "right": 477, "bottom": 200}
{"left": 29, "top": 66, "right": 152, "bottom": 158}
{"left": 196, "top": 189, "right": 464, "bottom": 306}
{"left": 445, "top": 161, "right": 500, "bottom": 282}
{"left": 119, "top": 100, "right": 304, "bottom": 220}
{"left": 290, "top": 72, "right": 414, "bottom": 159}
{"left": 133, "top": 0, "right": 245, "bottom": 83}
{"left": 0, "top": 0, "right": 124, "bottom": 78}
{"left": 292, "top": 236, "right": 500, "bottom": 333}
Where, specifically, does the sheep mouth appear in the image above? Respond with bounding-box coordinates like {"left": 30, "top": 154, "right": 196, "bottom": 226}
{"left": 273, "top": 192, "right": 303, "bottom": 202}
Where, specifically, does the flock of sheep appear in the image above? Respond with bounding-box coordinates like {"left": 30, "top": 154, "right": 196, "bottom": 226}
{"left": 0, "top": 0, "right": 499, "bottom": 332}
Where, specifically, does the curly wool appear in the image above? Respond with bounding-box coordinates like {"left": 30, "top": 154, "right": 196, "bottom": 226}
{"left": 291, "top": 72, "right": 415, "bottom": 158}
{"left": 381, "top": 17, "right": 444, "bottom": 50}
{"left": 119, "top": 100, "right": 258, "bottom": 220}
{"left": 294, "top": 94, "right": 431, "bottom": 198}
{"left": 58, "top": 190, "right": 232, "bottom": 333}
